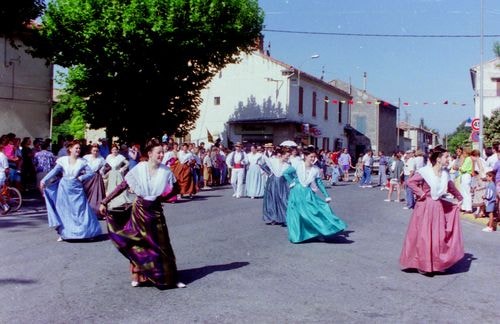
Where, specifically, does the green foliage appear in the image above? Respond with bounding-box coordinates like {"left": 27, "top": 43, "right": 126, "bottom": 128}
{"left": 52, "top": 67, "right": 88, "bottom": 140}
{"left": 445, "top": 122, "right": 471, "bottom": 153}
{"left": 494, "top": 41, "right": 500, "bottom": 58}
{"left": 30, "top": 0, "right": 264, "bottom": 142}
{"left": 484, "top": 108, "right": 500, "bottom": 146}
{"left": 0, "top": 0, "right": 45, "bottom": 39}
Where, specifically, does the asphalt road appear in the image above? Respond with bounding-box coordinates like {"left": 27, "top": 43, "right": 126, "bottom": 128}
{"left": 1, "top": 182, "right": 499, "bottom": 323}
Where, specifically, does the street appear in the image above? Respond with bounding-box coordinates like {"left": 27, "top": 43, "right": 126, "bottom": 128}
{"left": 1, "top": 182, "right": 500, "bottom": 323}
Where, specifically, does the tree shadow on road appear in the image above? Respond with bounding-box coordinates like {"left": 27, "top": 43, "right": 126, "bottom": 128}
{"left": 0, "top": 278, "right": 37, "bottom": 285}
{"left": 178, "top": 261, "right": 250, "bottom": 284}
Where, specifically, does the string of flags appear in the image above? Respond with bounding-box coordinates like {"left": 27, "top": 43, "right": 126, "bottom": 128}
{"left": 326, "top": 99, "right": 467, "bottom": 107}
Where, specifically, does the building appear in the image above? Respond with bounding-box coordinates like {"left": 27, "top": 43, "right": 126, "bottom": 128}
{"left": 0, "top": 34, "right": 53, "bottom": 139}
{"left": 398, "top": 121, "right": 439, "bottom": 152}
{"left": 330, "top": 79, "right": 398, "bottom": 158}
{"left": 189, "top": 48, "right": 351, "bottom": 150}
{"left": 470, "top": 57, "right": 500, "bottom": 118}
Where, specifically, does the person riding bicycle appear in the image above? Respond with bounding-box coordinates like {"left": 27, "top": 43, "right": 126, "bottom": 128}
{"left": 0, "top": 142, "right": 10, "bottom": 213}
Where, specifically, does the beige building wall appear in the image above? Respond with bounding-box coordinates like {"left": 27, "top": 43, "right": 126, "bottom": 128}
{"left": 0, "top": 37, "right": 52, "bottom": 139}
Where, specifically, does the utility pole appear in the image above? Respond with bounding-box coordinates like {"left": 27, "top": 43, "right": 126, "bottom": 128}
{"left": 479, "top": 0, "right": 485, "bottom": 157}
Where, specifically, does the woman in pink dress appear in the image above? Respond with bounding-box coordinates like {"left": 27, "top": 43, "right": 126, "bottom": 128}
{"left": 400, "top": 145, "right": 464, "bottom": 275}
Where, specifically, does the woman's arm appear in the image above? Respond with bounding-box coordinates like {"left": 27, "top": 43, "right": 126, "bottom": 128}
{"left": 447, "top": 180, "right": 463, "bottom": 201}
{"left": 40, "top": 164, "right": 63, "bottom": 187}
{"left": 282, "top": 165, "right": 296, "bottom": 185}
{"left": 315, "top": 177, "right": 331, "bottom": 201}
{"left": 100, "top": 180, "right": 129, "bottom": 207}
{"left": 407, "top": 173, "right": 425, "bottom": 200}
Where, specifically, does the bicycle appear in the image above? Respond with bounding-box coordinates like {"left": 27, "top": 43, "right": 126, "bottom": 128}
{"left": 0, "top": 183, "right": 22, "bottom": 214}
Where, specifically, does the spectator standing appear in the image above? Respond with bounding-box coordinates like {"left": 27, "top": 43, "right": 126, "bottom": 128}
{"left": 360, "top": 150, "right": 374, "bottom": 188}
{"left": 338, "top": 148, "right": 353, "bottom": 182}
{"left": 33, "top": 141, "right": 56, "bottom": 195}
{"left": 403, "top": 150, "right": 416, "bottom": 210}
{"left": 377, "top": 151, "right": 389, "bottom": 190}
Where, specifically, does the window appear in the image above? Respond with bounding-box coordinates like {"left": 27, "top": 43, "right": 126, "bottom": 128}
{"left": 322, "top": 137, "right": 330, "bottom": 151}
{"left": 324, "top": 96, "right": 328, "bottom": 120}
{"left": 214, "top": 97, "right": 221, "bottom": 105}
{"left": 298, "top": 86, "right": 304, "bottom": 115}
{"left": 497, "top": 79, "right": 500, "bottom": 96}
{"left": 338, "top": 102, "right": 342, "bottom": 123}
{"left": 312, "top": 91, "right": 317, "bottom": 117}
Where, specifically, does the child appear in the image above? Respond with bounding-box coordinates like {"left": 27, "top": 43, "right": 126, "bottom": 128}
{"left": 482, "top": 171, "right": 497, "bottom": 232}
{"left": 330, "top": 162, "right": 341, "bottom": 186}
{"left": 471, "top": 170, "right": 486, "bottom": 217}
{"left": 353, "top": 154, "right": 364, "bottom": 183}
{"left": 385, "top": 152, "right": 404, "bottom": 202}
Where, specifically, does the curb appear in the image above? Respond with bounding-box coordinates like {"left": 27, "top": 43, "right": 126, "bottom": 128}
{"left": 461, "top": 212, "right": 490, "bottom": 227}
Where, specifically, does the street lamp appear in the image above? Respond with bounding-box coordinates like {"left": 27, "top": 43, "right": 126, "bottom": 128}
{"left": 297, "top": 54, "right": 320, "bottom": 87}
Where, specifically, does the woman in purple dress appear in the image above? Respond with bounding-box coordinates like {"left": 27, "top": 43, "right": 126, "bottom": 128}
{"left": 99, "top": 138, "right": 185, "bottom": 288}
{"left": 400, "top": 145, "right": 464, "bottom": 275}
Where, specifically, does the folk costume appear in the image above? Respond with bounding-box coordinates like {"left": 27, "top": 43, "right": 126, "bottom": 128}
{"left": 41, "top": 156, "right": 102, "bottom": 239}
{"left": 262, "top": 156, "right": 290, "bottom": 225}
{"left": 226, "top": 149, "right": 248, "bottom": 198}
{"left": 171, "top": 150, "right": 197, "bottom": 197}
{"left": 400, "top": 165, "right": 464, "bottom": 273}
{"left": 245, "top": 152, "right": 265, "bottom": 198}
{"left": 283, "top": 161, "right": 347, "bottom": 243}
{"left": 105, "top": 153, "right": 132, "bottom": 209}
{"left": 102, "top": 161, "right": 179, "bottom": 287}
{"left": 83, "top": 154, "right": 107, "bottom": 217}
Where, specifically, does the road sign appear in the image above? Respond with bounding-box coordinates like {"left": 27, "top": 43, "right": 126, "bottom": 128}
{"left": 471, "top": 118, "right": 480, "bottom": 131}
{"left": 471, "top": 131, "right": 480, "bottom": 143}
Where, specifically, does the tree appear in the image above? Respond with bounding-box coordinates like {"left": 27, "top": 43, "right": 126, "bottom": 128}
{"left": 31, "top": 0, "right": 264, "bottom": 142}
{"left": 445, "top": 122, "right": 471, "bottom": 153}
{"left": 0, "top": 0, "right": 45, "bottom": 40}
{"left": 494, "top": 41, "right": 500, "bottom": 58}
{"left": 484, "top": 108, "right": 500, "bottom": 146}
{"left": 52, "top": 67, "right": 88, "bottom": 140}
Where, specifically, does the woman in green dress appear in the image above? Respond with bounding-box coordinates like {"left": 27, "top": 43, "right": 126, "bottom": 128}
{"left": 283, "top": 148, "right": 347, "bottom": 243}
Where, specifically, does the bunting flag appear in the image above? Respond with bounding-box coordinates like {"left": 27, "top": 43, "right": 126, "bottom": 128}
{"left": 322, "top": 98, "right": 468, "bottom": 107}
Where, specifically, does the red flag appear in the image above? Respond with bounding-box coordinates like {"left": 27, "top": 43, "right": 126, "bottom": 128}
{"left": 403, "top": 102, "right": 409, "bottom": 106}
{"left": 367, "top": 101, "right": 372, "bottom": 104}
{"left": 382, "top": 101, "right": 390, "bottom": 106}
{"left": 348, "top": 100, "right": 354, "bottom": 104}
{"left": 443, "top": 100, "right": 448, "bottom": 104}
{"left": 332, "top": 100, "right": 338, "bottom": 104}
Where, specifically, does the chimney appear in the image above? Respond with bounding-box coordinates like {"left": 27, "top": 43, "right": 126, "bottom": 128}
{"left": 363, "top": 72, "right": 367, "bottom": 92}
{"left": 253, "top": 34, "right": 264, "bottom": 53}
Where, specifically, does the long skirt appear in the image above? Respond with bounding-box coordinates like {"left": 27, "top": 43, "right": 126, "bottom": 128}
{"left": 172, "top": 163, "right": 196, "bottom": 195}
{"left": 245, "top": 164, "right": 265, "bottom": 198}
{"left": 44, "top": 178, "right": 102, "bottom": 239}
{"left": 286, "top": 185, "right": 346, "bottom": 243}
{"left": 400, "top": 197, "right": 464, "bottom": 273}
{"left": 262, "top": 175, "right": 289, "bottom": 224}
{"left": 106, "top": 197, "right": 178, "bottom": 286}
{"left": 83, "top": 173, "right": 106, "bottom": 218}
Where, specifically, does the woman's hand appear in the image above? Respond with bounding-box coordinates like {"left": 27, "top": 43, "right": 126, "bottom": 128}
{"left": 99, "top": 203, "right": 107, "bottom": 216}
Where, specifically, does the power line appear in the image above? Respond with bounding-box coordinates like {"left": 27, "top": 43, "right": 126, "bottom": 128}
{"left": 263, "top": 28, "right": 500, "bottom": 38}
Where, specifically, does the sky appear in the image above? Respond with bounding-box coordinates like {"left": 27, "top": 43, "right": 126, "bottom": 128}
{"left": 258, "top": 0, "right": 500, "bottom": 135}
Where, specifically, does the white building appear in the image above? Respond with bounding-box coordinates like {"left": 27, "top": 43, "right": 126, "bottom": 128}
{"left": 190, "top": 49, "right": 351, "bottom": 150}
{"left": 0, "top": 35, "right": 53, "bottom": 139}
{"left": 470, "top": 57, "right": 500, "bottom": 118}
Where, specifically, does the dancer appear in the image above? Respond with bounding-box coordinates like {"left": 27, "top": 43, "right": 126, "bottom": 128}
{"left": 40, "top": 140, "right": 102, "bottom": 241}
{"left": 105, "top": 144, "right": 132, "bottom": 209}
{"left": 262, "top": 148, "right": 290, "bottom": 225}
{"left": 283, "top": 147, "right": 347, "bottom": 243}
{"left": 226, "top": 142, "right": 248, "bottom": 198}
{"left": 99, "top": 138, "right": 185, "bottom": 289}
{"left": 400, "top": 145, "right": 464, "bottom": 275}
{"left": 245, "top": 145, "right": 265, "bottom": 199}
{"left": 171, "top": 143, "right": 197, "bottom": 199}
{"left": 83, "top": 144, "right": 107, "bottom": 217}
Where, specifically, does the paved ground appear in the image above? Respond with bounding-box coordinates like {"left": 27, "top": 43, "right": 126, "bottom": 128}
{"left": 1, "top": 182, "right": 500, "bottom": 323}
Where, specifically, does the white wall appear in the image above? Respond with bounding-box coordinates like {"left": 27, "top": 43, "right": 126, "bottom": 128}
{"left": 0, "top": 37, "right": 52, "bottom": 139}
{"left": 473, "top": 58, "right": 500, "bottom": 118}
